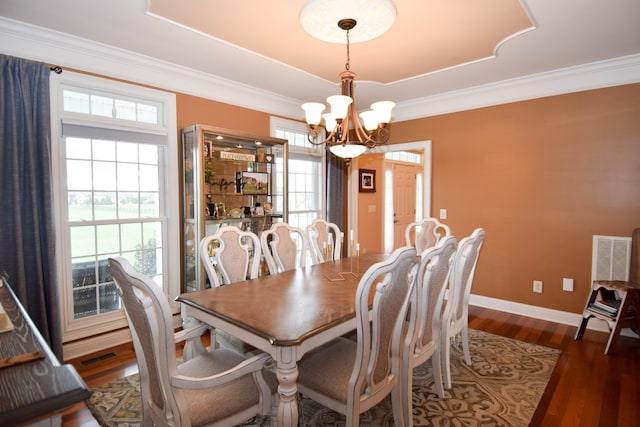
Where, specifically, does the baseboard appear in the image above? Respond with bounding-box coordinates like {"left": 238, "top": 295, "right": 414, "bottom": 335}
{"left": 63, "top": 328, "right": 133, "bottom": 361}
{"left": 62, "top": 312, "right": 184, "bottom": 361}
{"left": 470, "top": 294, "right": 640, "bottom": 339}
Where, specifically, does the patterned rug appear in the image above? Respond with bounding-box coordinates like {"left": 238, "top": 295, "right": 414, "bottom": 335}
{"left": 87, "top": 329, "right": 560, "bottom": 426}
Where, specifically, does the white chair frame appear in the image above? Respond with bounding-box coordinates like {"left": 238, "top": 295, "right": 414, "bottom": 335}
{"left": 306, "top": 218, "right": 342, "bottom": 264}
{"left": 261, "top": 222, "right": 308, "bottom": 274}
{"left": 405, "top": 218, "right": 452, "bottom": 253}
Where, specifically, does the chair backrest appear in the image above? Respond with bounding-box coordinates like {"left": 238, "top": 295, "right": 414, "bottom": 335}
{"left": 108, "top": 256, "right": 179, "bottom": 425}
{"left": 306, "top": 218, "right": 342, "bottom": 264}
{"left": 349, "top": 246, "right": 419, "bottom": 408}
{"left": 261, "top": 222, "right": 308, "bottom": 274}
{"left": 405, "top": 218, "right": 452, "bottom": 253}
{"left": 444, "top": 228, "right": 485, "bottom": 325}
{"left": 199, "top": 226, "right": 261, "bottom": 287}
{"left": 407, "top": 236, "right": 457, "bottom": 357}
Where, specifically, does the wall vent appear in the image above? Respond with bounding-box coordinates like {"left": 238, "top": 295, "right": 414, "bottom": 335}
{"left": 591, "top": 235, "right": 632, "bottom": 283}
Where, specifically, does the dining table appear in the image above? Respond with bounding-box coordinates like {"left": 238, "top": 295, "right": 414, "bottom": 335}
{"left": 177, "top": 252, "right": 388, "bottom": 427}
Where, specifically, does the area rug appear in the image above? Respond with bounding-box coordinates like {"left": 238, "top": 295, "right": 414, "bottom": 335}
{"left": 87, "top": 329, "right": 560, "bottom": 426}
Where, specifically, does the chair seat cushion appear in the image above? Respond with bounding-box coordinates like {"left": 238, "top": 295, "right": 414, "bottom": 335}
{"left": 177, "top": 349, "right": 277, "bottom": 426}
{"left": 298, "top": 337, "right": 357, "bottom": 403}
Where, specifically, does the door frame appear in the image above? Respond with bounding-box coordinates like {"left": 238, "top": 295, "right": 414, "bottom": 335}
{"left": 348, "top": 140, "right": 432, "bottom": 252}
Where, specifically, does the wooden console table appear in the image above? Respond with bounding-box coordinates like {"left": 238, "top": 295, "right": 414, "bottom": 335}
{"left": 0, "top": 277, "right": 90, "bottom": 426}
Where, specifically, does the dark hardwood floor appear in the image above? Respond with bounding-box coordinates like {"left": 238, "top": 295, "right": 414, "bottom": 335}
{"left": 61, "top": 305, "right": 639, "bottom": 426}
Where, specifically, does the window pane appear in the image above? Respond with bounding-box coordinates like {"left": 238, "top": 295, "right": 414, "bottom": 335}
{"left": 94, "top": 192, "right": 117, "bottom": 220}
{"left": 63, "top": 90, "right": 90, "bottom": 114}
{"left": 118, "top": 192, "right": 140, "bottom": 219}
{"left": 117, "top": 142, "right": 139, "bottom": 163}
{"left": 66, "top": 137, "right": 91, "bottom": 159}
{"left": 68, "top": 191, "right": 93, "bottom": 221}
{"left": 115, "top": 99, "right": 136, "bottom": 121}
{"left": 93, "top": 139, "right": 115, "bottom": 161}
{"left": 91, "top": 95, "right": 113, "bottom": 117}
{"left": 93, "top": 161, "right": 117, "bottom": 191}
{"left": 97, "top": 224, "right": 120, "bottom": 254}
{"left": 121, "top": 223, "right": 142, "bottom": 252}
{"left": 70, "top": 226, "right": 95, "bottom": 258}
{"left": 67, "top": 160, "right": 93, "bottom": 191}
{"left": 137, "top": 104, "right": 158, "bottom": 124}
{"left": 117, "top": 163, "right": 139, "bottom": 191}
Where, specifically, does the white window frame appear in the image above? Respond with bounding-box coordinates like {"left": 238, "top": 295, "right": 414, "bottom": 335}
{"left": 50, "top": 71, "right": 179, "bottom": 343}
{"left": 270, "top": 117, "right": 326, "bottom": 227}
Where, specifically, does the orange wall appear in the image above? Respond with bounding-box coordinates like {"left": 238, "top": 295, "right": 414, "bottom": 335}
{"left": 381, "top": 84, "right": 640, "bottom": 313}
{"left": 356, "top": 154, "right": 385, "bottom": 253}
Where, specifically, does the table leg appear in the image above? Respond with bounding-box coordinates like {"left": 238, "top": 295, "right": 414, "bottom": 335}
{"left": 275, "top": 346, "right": 299, "bottom": 427}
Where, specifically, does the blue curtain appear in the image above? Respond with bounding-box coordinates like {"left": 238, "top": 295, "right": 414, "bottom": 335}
{"left": 326, "top": 152, "right": 346, "bottom": 253}
{"left": 0, "top": 54, "right": 61, "bottom": 358}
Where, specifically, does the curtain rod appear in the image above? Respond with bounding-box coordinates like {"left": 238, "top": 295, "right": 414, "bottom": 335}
{"left": 49, "top": 66, "right": 62, "bottom": 74}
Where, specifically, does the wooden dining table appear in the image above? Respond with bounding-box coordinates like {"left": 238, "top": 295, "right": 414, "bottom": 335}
{"left": 177, "top": 252, "right": 388, "bottom": 427}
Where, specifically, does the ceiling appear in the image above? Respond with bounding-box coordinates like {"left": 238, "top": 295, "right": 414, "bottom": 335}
{"left": 1, "top": 0, "right": 640, "bottom": 118}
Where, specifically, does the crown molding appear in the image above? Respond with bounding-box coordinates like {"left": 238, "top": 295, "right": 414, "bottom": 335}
{"left": 0, "top": 17, "right": 302, "bottom": 119}
{"left": 394, "top": 54, "right": 640, "bottom": 121}
{"left": 2, "top": 17, "right": 639, "bottom": 123}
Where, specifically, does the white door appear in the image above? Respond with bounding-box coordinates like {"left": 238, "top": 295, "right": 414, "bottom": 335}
{"left": 392, "top": 163, "right": 417, "bottom": 249}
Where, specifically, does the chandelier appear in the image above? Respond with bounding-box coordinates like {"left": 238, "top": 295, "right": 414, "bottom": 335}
{"left": 301, "top": 18, "right": 395, "bottom": 160}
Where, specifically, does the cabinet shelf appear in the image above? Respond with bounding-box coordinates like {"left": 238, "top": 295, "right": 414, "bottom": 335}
{"left": 182, "top": 124, "right": 288, "bottom": 292}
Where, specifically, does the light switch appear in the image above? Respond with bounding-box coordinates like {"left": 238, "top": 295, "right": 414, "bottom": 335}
{"left": 563, "top": 278, "right": 574, "bottom": 292}
{"left": 439, "top": 209, "right": 447, "bottom": 220}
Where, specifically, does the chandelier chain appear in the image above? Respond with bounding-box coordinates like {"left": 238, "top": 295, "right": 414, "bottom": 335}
{"left": 345, "top": 28, "right": 351, "bottom": 71}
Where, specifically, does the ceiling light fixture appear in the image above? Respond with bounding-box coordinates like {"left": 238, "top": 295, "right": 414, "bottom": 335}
{"left": 301, "top": 16, "right": 396, "bottom": 161}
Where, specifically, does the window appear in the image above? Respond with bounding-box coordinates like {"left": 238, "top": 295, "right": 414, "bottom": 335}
{"left": 271, "top": 117, "right": 326, "bottom": 230}
{"left": 51, "top": 72, "right": 178, "bottom": 341}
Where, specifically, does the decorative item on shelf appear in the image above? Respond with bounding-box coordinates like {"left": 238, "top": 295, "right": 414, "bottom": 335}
{"left": 264, "top": 153, "right": 274, "bottom": 163}
{"left": 215, "top": 202, "right": 225, "bottom": 218}
{"left": 253, "top": 202, "right": 264, "bottom": 216}
{"left": 242, "top": 172, "right": 269, "bottom": 195}
{"left": 243, "top": 206, "right": 252, "bottom": 216}
{"left": 227, "top": 208, "right": 244, "bottom": 218}
{"left": 263, "top": 202, "right": 273, "bottom": 214}
{"left": 206, "top": 203, "right": 216, "bottom": 217}
{"left": 203, "top": 141, "right": 212, "bottom": 157}
{"left": 300, "top": 1, "right": 397, "bottom": 162}
{"left": 234, "top": 171, "right": 243, "bottom": 193}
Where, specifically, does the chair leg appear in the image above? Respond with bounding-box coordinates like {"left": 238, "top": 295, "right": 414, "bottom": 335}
{"left": 432, "top": 352, "right": 444, "bottom": 398}
{"left": 391, "top": 381, "right": 407, "bottom": 427}
{"left": 442, "top": 332, "right": 452, "bottom": 389}
{"left": 461, "top": 325, "right": 471, "bottom": 365}
{"left": 401, "top": 354, "right": 413, "bottom": 427}
{"left": 604, "top": 292, "right": 631, "bottom": 355}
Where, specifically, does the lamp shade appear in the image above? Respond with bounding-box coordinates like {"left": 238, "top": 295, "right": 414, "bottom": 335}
{"left": 323, "top": 113, "right": 337, "bottom": 132}
{"left": 371, "top": 101, "right": 395, "bottom": 123}
{"left": 302, "top": 102, "right": 326, "bottom": 125}
{"left": 329, "top": 142, "right": 367, "bottom": 159}
{"left": 327, "top": 95, "right": 352, "bottom": 120}
{"left": 359, "top": 110, "right": 380, "bottom": 131}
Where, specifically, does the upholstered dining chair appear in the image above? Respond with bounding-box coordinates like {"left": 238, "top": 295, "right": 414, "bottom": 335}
{"left": 108, "top": 257, "right": 277, "bottom": 427}
{"left": 405, "top": 218, "right": 452, "bottom": 253}
{"left": 261, "top": 222, "right": 308, "bottom": 274}
{"left": 401, "top": 236, "right": 457, "bottom": 425}
{"left": 441, "top": 228, "right": 485, "bottom": 389}
{"left": 199, "top": 226, "right": 261, "bottom": 287}
{"left": 306, "top": 218, "right": 342, "bottom": 264}
{"left": 199, "top": 226, "right": 262, "bottom": 355}
{"left": 296, "top": 246, "right": 420, "bottom": 427}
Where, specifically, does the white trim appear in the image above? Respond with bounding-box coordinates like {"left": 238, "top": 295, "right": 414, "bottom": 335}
{"left": 470, "top": 294, "right": 640, "bottom": 338}
{"left": 51, "top": 71, "right": 180, "bottom": 345}
{"left": 2, "top": 17, "right": 639, "bottom": 124}
{"left": 63, "top": 328, "right": 132, "bottom": 361}
{"left": 394, "top": 54, "right": 640, "bottom": 121}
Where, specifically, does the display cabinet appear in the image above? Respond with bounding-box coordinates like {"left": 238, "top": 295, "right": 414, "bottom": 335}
{"left": 182, "top": 124, "right": 288, "bottom": 292}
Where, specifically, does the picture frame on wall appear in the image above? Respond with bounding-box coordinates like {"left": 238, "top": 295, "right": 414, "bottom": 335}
{"left": 359, "top": 169, "right": 376, "bottom": 193}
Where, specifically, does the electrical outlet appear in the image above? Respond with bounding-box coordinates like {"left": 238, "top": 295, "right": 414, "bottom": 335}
{"left": 533, "top": 280, "right": 543, "bottom": 293}
{"left": 563, "top": 278, "right": 574, "bottom": 292}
